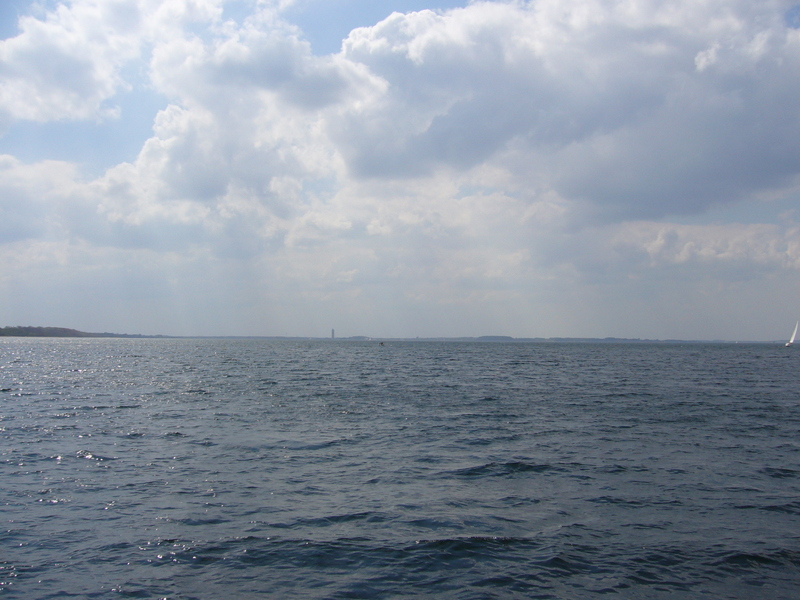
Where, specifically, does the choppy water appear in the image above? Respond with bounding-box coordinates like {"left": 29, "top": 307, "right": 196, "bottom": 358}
{"left": 1, "top": 338, "right": 799, "bottom": 599}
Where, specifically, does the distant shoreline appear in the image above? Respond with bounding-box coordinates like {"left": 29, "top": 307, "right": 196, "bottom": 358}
{"left": 0, "top": 326, "right": 169, "bottom": 339}
{"left": 0, "top": 326, "right": 785, "bottom": 343}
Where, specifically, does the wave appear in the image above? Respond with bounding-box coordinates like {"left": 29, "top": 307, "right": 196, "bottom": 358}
{"left": 443, "top": 461, "right": 563, "bottom": 479}
{"left": 102, "top": 535, "right": 800, "bottom": 598}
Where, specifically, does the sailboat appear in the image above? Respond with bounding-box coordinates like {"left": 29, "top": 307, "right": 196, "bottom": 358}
{"left": 786, "top": 321, "right": 798, "bottom": 347}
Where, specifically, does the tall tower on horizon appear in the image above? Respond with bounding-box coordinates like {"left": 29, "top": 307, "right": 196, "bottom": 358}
{"left": 332, "top": 328, "right": 335, "bottom": 339}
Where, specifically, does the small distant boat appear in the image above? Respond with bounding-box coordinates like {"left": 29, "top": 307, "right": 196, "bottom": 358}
{"left": 786, "top": 321, "right": 798, "bottom": 347}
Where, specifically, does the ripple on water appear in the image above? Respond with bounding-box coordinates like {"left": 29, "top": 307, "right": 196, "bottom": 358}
{"left": 1, "top": 339, "right": 799, "bottom": 599}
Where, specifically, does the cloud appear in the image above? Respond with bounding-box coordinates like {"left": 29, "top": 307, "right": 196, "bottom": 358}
{"left": 0, "top": 0, "right": 140, "bottom": 122}
{"left": 612, "top": 221, "right": 800, "bottom": 273}
{"left": 333, "top": 0, "right": 800, "bottom": 219}
{"left": 0, "top": 0, "right": 227, "bottom": 123}
{"left": 2, "top": 0, "right": 800, "bottom": 338}
{"left": 0, "top": 154, "right": 83, "bottom": 242}
{"left": 10, "top": 0, "right": 798, "bottom": 224}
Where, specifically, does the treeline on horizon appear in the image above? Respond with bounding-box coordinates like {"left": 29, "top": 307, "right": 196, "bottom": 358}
{"left": 0, "top": 326, "right": 151, "bottom": 338}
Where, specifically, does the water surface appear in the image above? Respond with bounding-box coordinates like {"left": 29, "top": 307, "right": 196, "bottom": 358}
{"left": 1, "top": 339, "right": 799, "bottom": 598}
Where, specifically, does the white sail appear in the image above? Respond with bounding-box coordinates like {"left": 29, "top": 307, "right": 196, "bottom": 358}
{"left": 786, "top": 321, "right": 798, "bottom": 347}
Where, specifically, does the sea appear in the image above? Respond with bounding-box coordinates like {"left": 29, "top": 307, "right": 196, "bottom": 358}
{"left": 1, "top": 338, "right": 799, "bottom": 599}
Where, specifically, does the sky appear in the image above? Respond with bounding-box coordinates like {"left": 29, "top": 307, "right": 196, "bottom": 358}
{"left": 1, "top": 0, "right": 800, "bottom": 340}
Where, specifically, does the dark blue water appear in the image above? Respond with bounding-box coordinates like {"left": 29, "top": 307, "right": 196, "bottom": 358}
{"left": 1, "top": 338, "right": 799, "bottom": 599}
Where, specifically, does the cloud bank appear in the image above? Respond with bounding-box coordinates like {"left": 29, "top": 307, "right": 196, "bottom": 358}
{"left": 1, "top": 0, "right": 800, "bottom": 339}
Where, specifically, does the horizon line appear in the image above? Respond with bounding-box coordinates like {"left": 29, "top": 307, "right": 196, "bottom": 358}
{"left": 0, "top": 326, "right": 789, "bottom": 344}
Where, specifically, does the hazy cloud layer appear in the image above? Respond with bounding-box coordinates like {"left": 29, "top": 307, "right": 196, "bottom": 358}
{"left": 1, "top": 0, "right": 800, "bottom": 339}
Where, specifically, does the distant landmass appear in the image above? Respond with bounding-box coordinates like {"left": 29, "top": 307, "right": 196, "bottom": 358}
{"left": 0, "top": 326, "right": 774, "bottom": 343}
{"left": 0, "top": 326, "right": 164, "bottom": 338}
